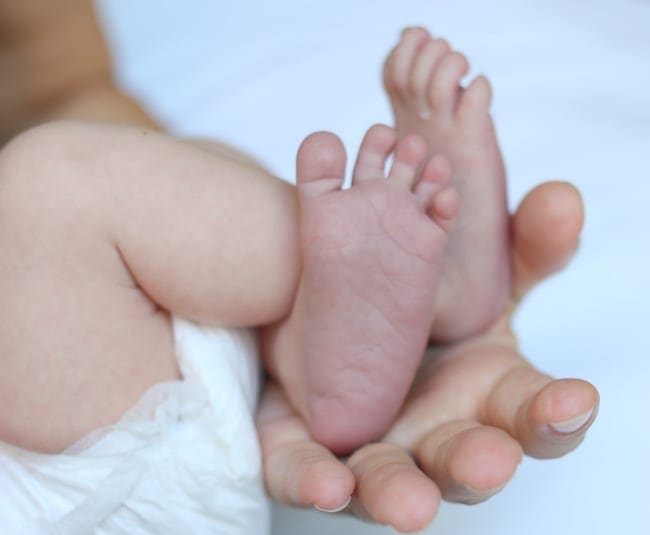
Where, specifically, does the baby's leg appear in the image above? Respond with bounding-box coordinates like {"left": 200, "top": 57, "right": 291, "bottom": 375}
{"left": 264, "top": 125, "right": 459, "bottom": 454}
{"left": 0, "top": 121, "right": 300, "bottom": 452}
{"left": 384, "top": 28, "right": 511, "bottom": 341}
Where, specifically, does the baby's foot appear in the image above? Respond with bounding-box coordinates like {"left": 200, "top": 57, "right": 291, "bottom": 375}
{"left": 384, "top": 28, "right": 510, "bottom": 341}
{"left": 274, "top": 125, "right": 458, "bottom": 454}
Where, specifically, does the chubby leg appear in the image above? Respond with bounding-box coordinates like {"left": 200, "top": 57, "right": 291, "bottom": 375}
{"left": 264, "top": 125, "right": 459, "bottom": 454}
{"left": 0, "top": 121, "right": 300, "bottom": 452}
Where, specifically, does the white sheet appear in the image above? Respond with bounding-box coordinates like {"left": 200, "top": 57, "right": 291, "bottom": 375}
{"left": 96, "top": 1, "right": 650, "bottom": 533}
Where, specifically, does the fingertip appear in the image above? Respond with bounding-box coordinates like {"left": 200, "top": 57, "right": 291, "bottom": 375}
{"left": 517, "top": 181, "right": 585, "bottom": 234}
{"left": 514, "top": 181, "right": 585, "bottom": 255}
{"left": 531, "top": 378, "right": 599, "bottom": 437}
{"left": 303, "top": 458, "right": 356, "bottom": 510}
{"left": 515, "top": 378, "right": 599, "bottom": 459}
{"left": 512, "top": 180, "right": 585, "bottom": 299}
{"left": 313, "top": 495, "right": 352, "bottom": 514}
{"left": 348, "top": 443, "right": 441, "bottom": 532}
{"left": 377, "top": 471, "right": 440, "bottom": 533}
{"left": 446, "top": 427, "right": 522, "bottom": 494}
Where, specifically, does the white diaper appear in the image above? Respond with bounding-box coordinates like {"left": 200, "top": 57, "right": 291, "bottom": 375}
{"left": 0, "top": 318, "right": 269, "bottom": 534}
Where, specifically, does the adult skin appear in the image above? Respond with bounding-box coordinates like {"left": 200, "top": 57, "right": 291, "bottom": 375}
{"left": 0, "top": 1, "right": 598, "bottom": 531}
{"left": 258, "top": 179, "right": 595, "bottom": 530}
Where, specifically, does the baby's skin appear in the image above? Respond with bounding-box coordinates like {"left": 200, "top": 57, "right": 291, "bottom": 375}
{"left": 271, "top": 29, "right": 511, "bottom": 452}
{"left": 266, "top": 125, "right": 459, "bottom": 453}
{"left": 0, "top": 25, "right": 513, "bottom": 464}
{"left": 384, "top": 28, "right": 510, "bottom": 341}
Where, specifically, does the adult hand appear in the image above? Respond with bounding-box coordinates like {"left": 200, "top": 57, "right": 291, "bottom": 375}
{"left": 257, "top": 181, "right": 599, "bottom": 532}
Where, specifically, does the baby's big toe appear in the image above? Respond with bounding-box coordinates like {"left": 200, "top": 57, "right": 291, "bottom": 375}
{"left": 296, "top": 132, "right": 347, "bottom": 198}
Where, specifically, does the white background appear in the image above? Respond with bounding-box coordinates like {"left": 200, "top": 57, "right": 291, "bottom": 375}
{"left": 96, "top": 1, "right": 650, "bottom": 533}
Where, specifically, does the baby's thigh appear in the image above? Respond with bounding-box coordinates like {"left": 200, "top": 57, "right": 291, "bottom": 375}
{"left": 0, "top": 124, "right": 180, "bottom": 454}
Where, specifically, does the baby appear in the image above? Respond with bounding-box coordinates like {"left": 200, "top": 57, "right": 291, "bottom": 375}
{"left": 0, "top": 28, "right": 508, "bottom": 460}
{"left": 2, "top": 0, "right": 607, "bottom": 526}
{"left": 0, "top": 28, "right": 514, "bottom": 533}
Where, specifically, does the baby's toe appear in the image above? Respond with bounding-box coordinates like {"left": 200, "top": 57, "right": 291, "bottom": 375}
{"left": 352, "top": 124, "right": 397, "bottom": 183}
{"left": 383, "top": 27, "right": 431, "bottom": 103}
{"left": 296, "top": 132, "right": 347, "bottom": 198}
{"left": 428, "top": 186, "right": 459, "bottom": 233}
{"left": 409, "top": 38, "right": 451, "bottom": 118}
{"left": 387, "top": 134, "right": 428, "bottom": 190}
{"left": 458, "top": 75, "right": 493, "bottom": 119}
{"left": 429, "top": 51, "right": 469, "bottom": 116}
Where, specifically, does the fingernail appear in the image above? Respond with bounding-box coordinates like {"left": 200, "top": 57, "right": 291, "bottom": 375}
{"left": 459, "top": 483, "right": 506, "bottom": 504}
{"left": 314, "top": 495, "right": 351, "bottom": 513}
{"left": 548, "top": 407, "right": 595, "bottom": 434}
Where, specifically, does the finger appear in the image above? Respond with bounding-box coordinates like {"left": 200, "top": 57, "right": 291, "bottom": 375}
{"left": 482, "top": 365, "right": 599, "bottom": 459}
{"left": 414, "top": 420, "right": 522, "bottom": 505}
{"left": 347, "top": 442, "right": 441, "bottom": 533}
{"left": 256, "top": 382, "right": 355, "bottom": 511}
{"left": 511, "top": 181, "right": 584, "bottom": 301}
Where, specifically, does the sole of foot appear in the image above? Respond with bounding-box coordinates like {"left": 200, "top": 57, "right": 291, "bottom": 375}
{"left": 384, "top": 27, "right": 511, "bottom": 341}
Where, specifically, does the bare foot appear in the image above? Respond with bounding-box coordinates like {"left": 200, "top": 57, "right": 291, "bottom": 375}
{"left": 266, "top": 125, "right": 458, "bottom": 454}
{"left": 259, "top": 181, "right": 593, "bottom": 531}
{"left": 384, "top": 28, "right": 510, "bottom": 341}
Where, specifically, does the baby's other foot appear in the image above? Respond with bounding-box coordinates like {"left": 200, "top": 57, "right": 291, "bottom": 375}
{"left": 384, "top": 28, "right": 510, "bottom": 341}
{"left": 290, "top": 125, "right": 457, "bottom": 454}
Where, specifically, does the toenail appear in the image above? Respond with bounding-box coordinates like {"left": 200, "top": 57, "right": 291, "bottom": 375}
{"left": 314, "top": 495, "right": 351, "bottom": 513}
{"left": 548, "top": 407, "right": 596, "bottom": 434}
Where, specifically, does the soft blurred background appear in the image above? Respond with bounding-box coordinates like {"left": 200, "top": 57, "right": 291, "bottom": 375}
{"left": 95, "top": 0, "right": 649, "bottom": 533}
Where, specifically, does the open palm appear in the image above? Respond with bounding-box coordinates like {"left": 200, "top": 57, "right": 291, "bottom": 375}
{"left": 257, "top": 181, "right": 599, "bottom": 532}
